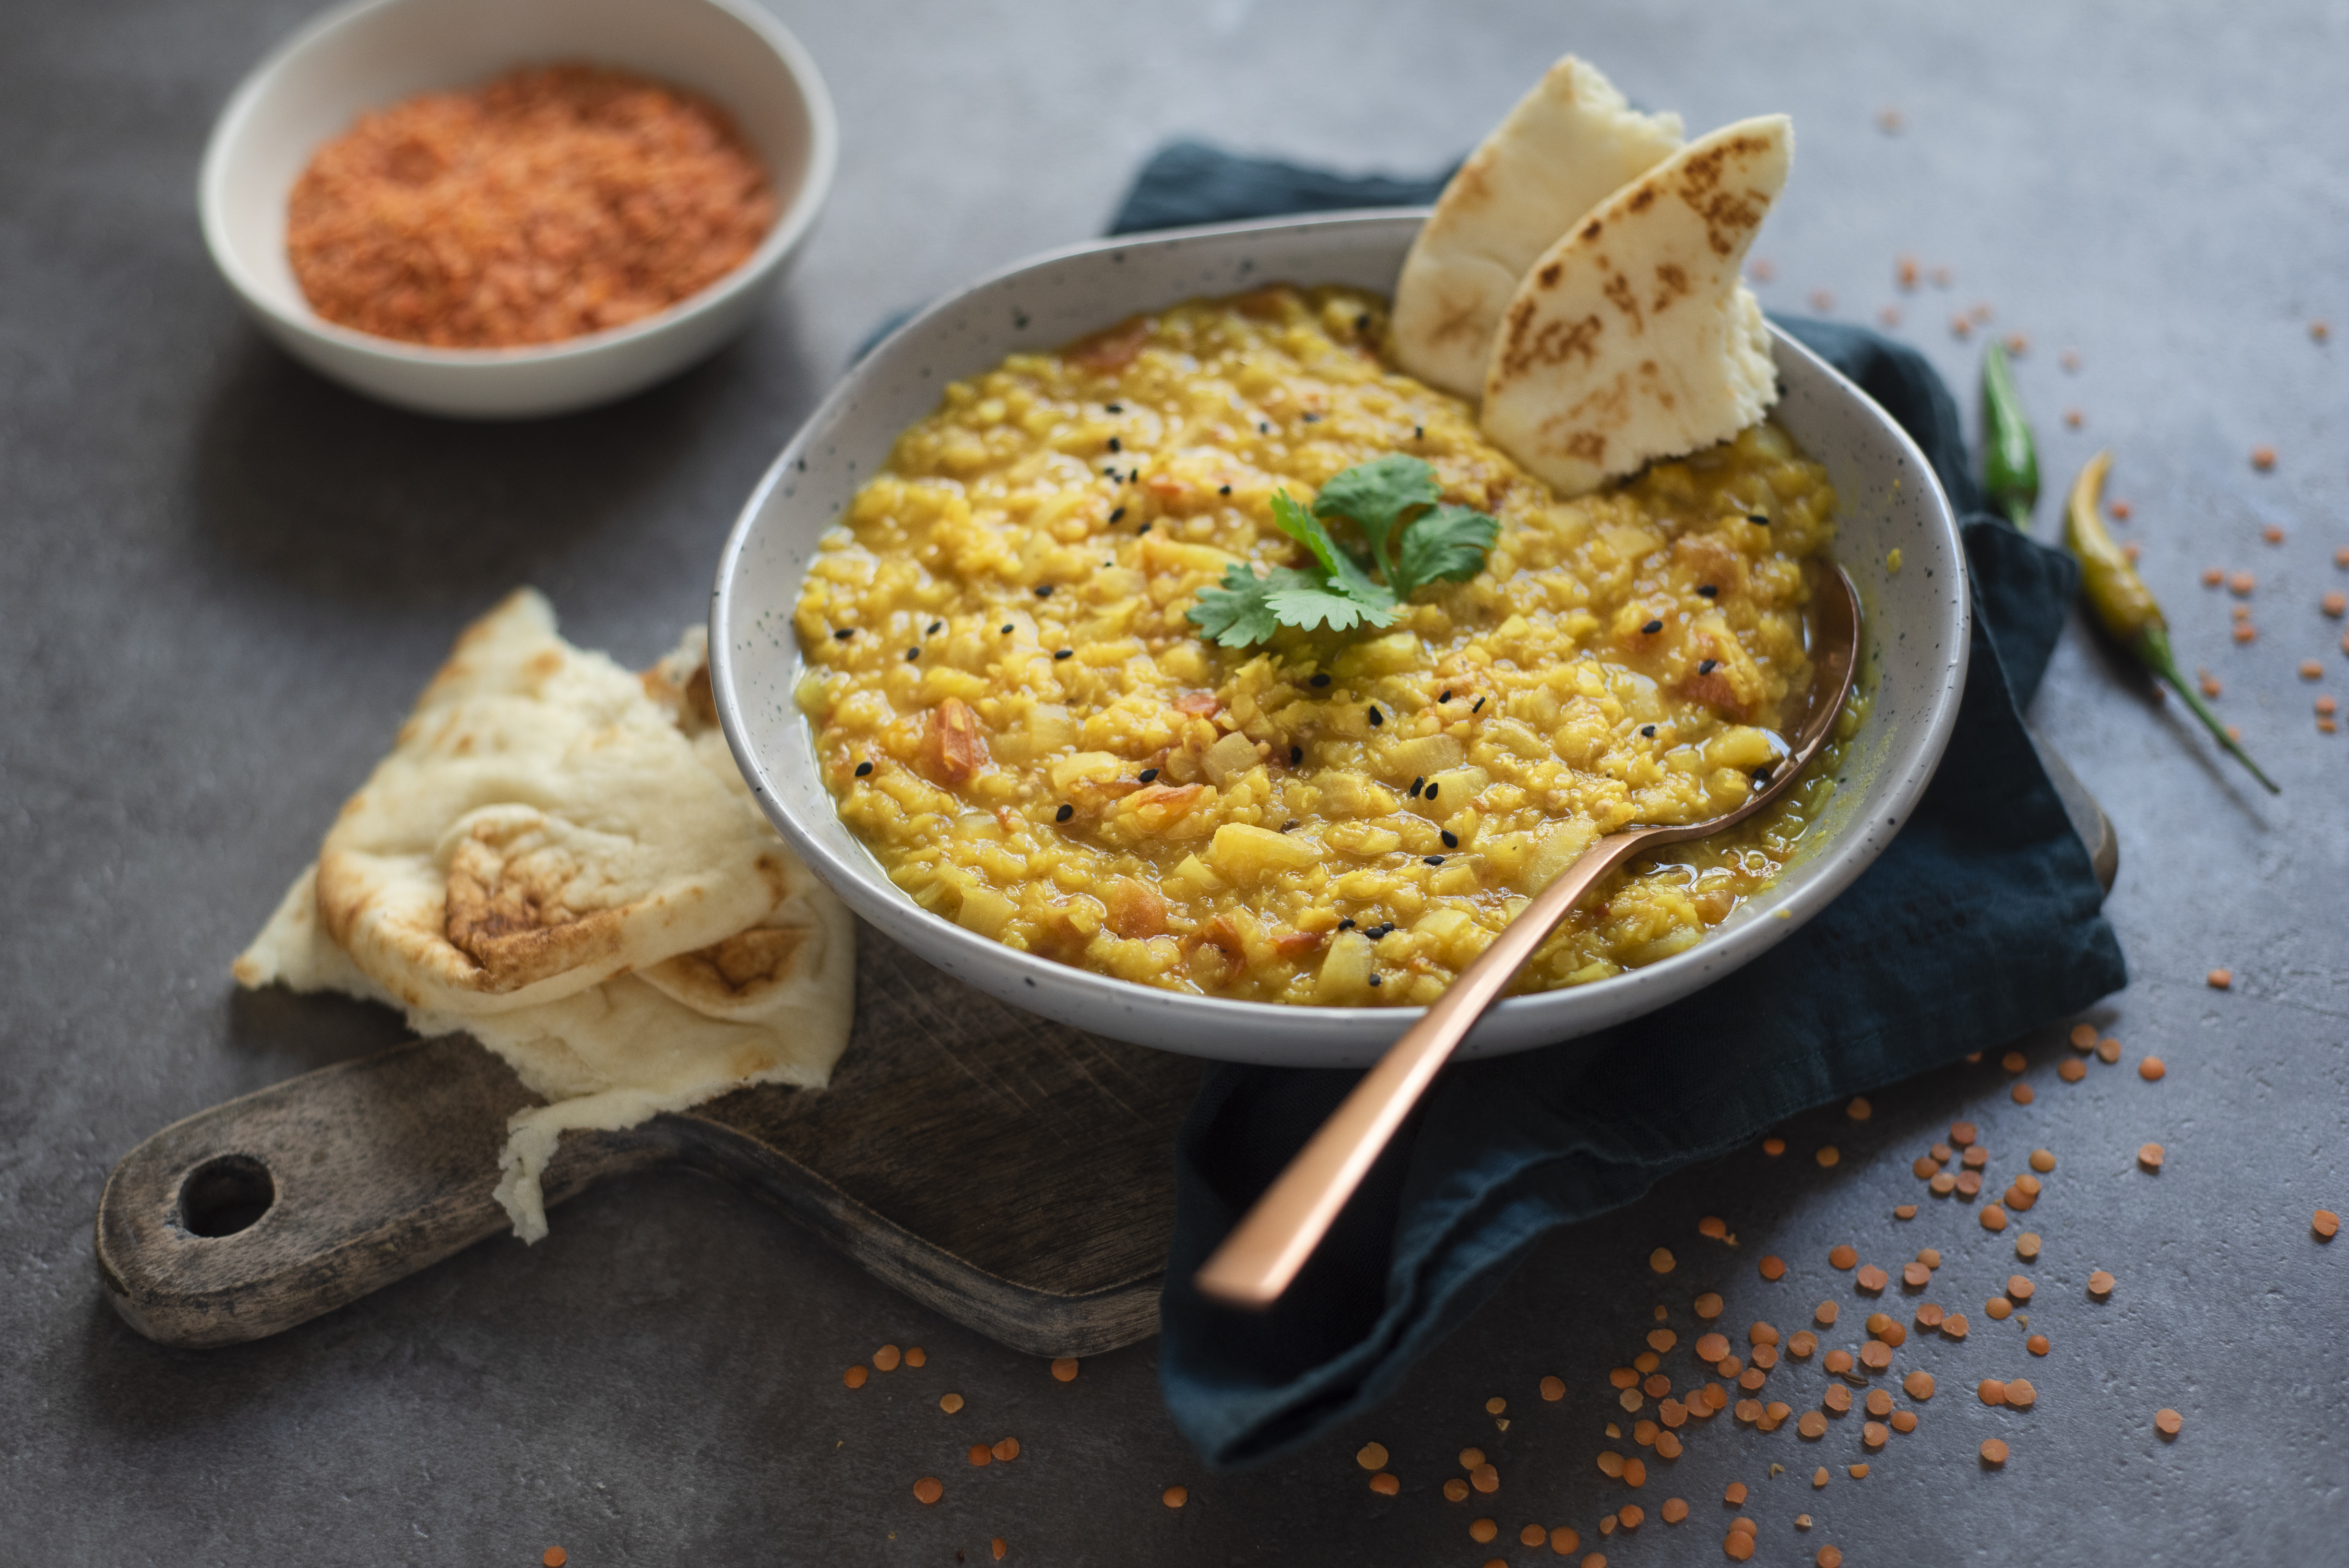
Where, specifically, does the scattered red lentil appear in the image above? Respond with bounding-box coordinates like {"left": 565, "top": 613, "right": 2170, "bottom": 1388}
{"left": 1816, "top": 1146, "right": 1841, "bottom": 1168}
{"left": 2138, "top": 1057, "right": 2167, "bottom": 1082}
{"left": 1762, "top": 1137, "right": 1786, "bottom": 1157}
{"left": 1950, "top": 1121, "right": 1978, "bottom": 1147}
{"left": 1619, "top": 1505, "right": 1645, "bottom": 1530}
{"left": 2207, "top": 969, "right": 2232, "bottom": 990}
{"left": 1662, "top": 1499, "right": 1688, "bottom": 1524}
{"left": 1823, "top": 1350, "right": 1854, "bottom": 1375}
{"left": 1471, "top": 1519, "right": 1499, "bottom": 1543}
{"left": 1541, "top": 1374, "right": 1567, "bottom": 1400}
{"left": 2089, "top": 1270, "right": 2117, "bottom": 1298}
{"left": 1942, "top": 1313, "right": 1970, "bottom": 1339}
{"left": 2315, "top": 1210, "right": 2340, "bottom": 1239}
{"left": 1760, "top": 1256, "right": 1787, "bottom": 1281}
{"left": 1846, "top": 1097, "right": 1873, "bottom": 1121}
{"left": 2058, "top": 1058, "right": 2087, "bottom": 1083}
{"left": 992, "top": 1540, "right": 1007, "bottom": 1561}
{"left": 2154, "top": 1409, "right": 2184, "bottom": 1437}
{"left": 1445, "top": 1479, "right": 1472, "bottom": 1502}
{"left": 1828, "top": 1244, "right": 1858, "bottom": 1270}
{"left": 1553, "top": 1525, "right": 1583, "bottom": 1553}
{"left": 1162, "top": 1486, "right": 1188, "bottom": 1508}
{"left": 1963, "top": 1146, "right": 1989, "bottom": 1170}
{"left": 1815, "top": 1300, "right": 1841, "bottom": 1327}
{"left": 1954, "top": 1172, "right": 1983, "bottom": 1197}
{"left": 1474, "top": 1464, "right": 1501, "bottom": 1493}
{"left": 1891, "top": 1409, "right": 1919, "bottom": 1433}
{"left": 544, "top": 1550, "right": 567, "bottom": 1568}
{"left": 2027, "top": 1334, "right": 2050, "bottom": 1355}
{"left": 2011, "top": 1084, "right": 2036, "bottom": 1104}
{"left": 1369, "top": 1472, "right": 1399, "bottom": 1496}
{"left": 2064, "top": 409, "right": 2083, "bottom": 428}
{"left": 2005, "top": 1378, "right": 2038, "bottom": 1410}
{"left": 1930, "top": 1172, "right": 1958, "bottom": 1196}
{"left": 1724, "top": 1482, "right": 1750, "bottom": 1505}
{"left": 1464, "top": 1447, "right": 1489, "bottom": 1469}
{"left": 2201, "top": 566, "right": 2226, "bottom": 588}
{"left": 2305, "top": 661, "right": 2326, "bottom": 679}
{"left": 940, "top": 1393, "right": 964, "bottom": 1413}
{"left": 1051, "top": 1358, "right": 1079, "bottom": 1382}
{"left": 1695, "top": 1292, "right": 1726, "bottom": 1318}
{"left": 2251, "top": 445, "right": 2276, "bottom": 470}
{"left": 844, "top": 1364, "right": 869, "bottom": 1388}
{"left": 1857, "top": 1265, "right": 1889, "bottom": 1293}
{"left": 1788, "top": 1331, "right": 1818, "bottom": 1358}
{"left": 1812, "top": 1466, "right": 1830, "bottom": 1488}
{"left": 2139, "top": 1144, "right": 2165, "bottom": 1171}
{"left": 906, "top": 1347, "right": 927, "bottom": 1368}
{"left": 1986, "top": 1298, "right": 2012, "bottom": 1321}
{"left": 1894, "top": 1204, "right": 1918, "bottom": 1219}
{"left": 1798, "top": 1410, "right": 1828, "bottom": 1439}
{"left": 969, "top": 1444, "right": 993, "bottom": 1467}
{"left": 1726, "top": 1530, "right": 1756, "bottom": 1560}
{"left": 1982, "top": 1204, "right": 2010, "bottom": 1231}
{"left": 1980, "top": 1439, "right": 2009, "bottom": 1464}
{"left": 1650, "top": 1248, "right": 1677, "bottom": 1274}
{"left": 2325, "top": 591, "right": 2348, "bottom": 617}
{"left": 1859, "top": 1343, "right": 1894, "bottom": 1372}
{"left": 1902, "top": 1262, "right": 1931, "bottom": 1288}
{"left": 1819, "top": 1548, "right": 1844, "bottom": 1568}
{"left": 913, "top": 1477, "right": 944, "bottom": 1505}
{"left": 2098, "top": 1037, "right": 2123, "bottom": 1063}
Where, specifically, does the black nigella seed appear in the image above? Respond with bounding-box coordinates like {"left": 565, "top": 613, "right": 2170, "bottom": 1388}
{"left": 928, "top": 621, "right": 944, "bottom": 634}
{"left": 1138, "top": 767, "right": 1159, "bottom": 783}
{"left": 1281, "top": 819, "right": 1298, "bottom": 832}
{"left": 1259, "top": 421, "right": 1271, "bottom": 433}
{"left": 1748, "top": 513, "right": 1770, "bottom": 527}
{"left": 1107, "top": 437, "right": 1121, "bottom": 453}
{"left": 1001, "top": 624, "right": 1014, "bottom": 635}
{"left": 1110, "top": 507, "right": 1126, "bottom": 523}
{"left": 1642, "top": 619, "right": 1664, "bottom": 635}
{"left": 1219, "top": 484, "right": 1232, "bottom": 496}
{"left": 1035, "top": 585, "right": 1053, "bottom": 597}
{"left": 1425, "top": 782, "right": 1439, "bottom": 800}
{"left": 1753, "top": 766, "right": 1774, "bottom": 786}
{"left": 1138, "top": 522, "right": 1153, "bottom": 535}
{"left": 1440, "top": 688, "right": 1453, "bottom": 703}
{"left": 1410, "top": 776, "right": 1425, "bottom": 798}
{"left": 854, "top": 762, "right": 873, "bottom": 777}
{"left": 1356, "top": 313, "right": 1371, "bottom": 330}
{"left": 1289, "top": 745, "right": 1303, "bottom": 766}
{"left": 1423, "top": 855, "right": 1444, "bottom": 867}
{"left": 1302, "top": 412, "right": 1320, "bottom": 423}
{"left": 1367, "top": 706, "right": 1383, "bottom": 727}
{"left": 1054, "top": 649, "right": 1074, "bottom": 660}
{"left": 1440, "top": 830, "right": 1458, "bottom": 848}
{"left": 1641, "top": 724, "right": 1657, "bottom": 738}
{"left": 1368, "top": 973, "right": 1383, "bottom": 987}
{"left": 1414, "top": 425, "right": 1425, "bottom": 439}
{"left": 905, "top": 648, "right": 921, "bottom": 661}
{"left": 1338, "top": 917, "right": 1356, "bottom": 930}
{"left": 1698, "top": 585, "right": 1719, "bottom": 598}
{"left": 1472, "top": 697, "right": 1485, "bottom": 712}
{"left": 1700, "top": 658, "right": 1718, "bottom": 674}
{"left": 1310, "top": 673, "right": 1331, "bottom": 688}
{"left": 1106, "top": 403, "right": 1121, "bottom": 413}
{"left": 1055, "top": 803, "right": 1074, "bottom": 822}
{"left": 833, "top": 627, "right": 854, "bottom": 640}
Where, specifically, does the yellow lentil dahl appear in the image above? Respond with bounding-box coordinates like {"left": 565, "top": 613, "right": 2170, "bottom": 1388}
{"left": 796, "top": 287, "right": 1845, "bottom": 1003}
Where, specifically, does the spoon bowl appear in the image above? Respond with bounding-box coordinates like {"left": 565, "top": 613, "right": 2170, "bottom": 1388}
{"left": 1194, "top": 562, "right": 1864, "bottom": 1309}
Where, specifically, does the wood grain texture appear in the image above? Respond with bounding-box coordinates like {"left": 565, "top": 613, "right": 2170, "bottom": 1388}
{"left": 97, "top": 926, "right": 1202, "bottom": 1359}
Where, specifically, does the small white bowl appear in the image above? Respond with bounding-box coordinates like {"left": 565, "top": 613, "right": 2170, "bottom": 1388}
{"left": 712, "top": 213, "right": 1971, "bottom": 1066}
{"left": 199, "top": 0, "right": 836, "bottom": 419}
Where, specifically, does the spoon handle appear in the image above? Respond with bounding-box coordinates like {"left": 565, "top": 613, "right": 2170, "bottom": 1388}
{"left": 1193, "top": 828, "right": 1655, "bottom": 1309}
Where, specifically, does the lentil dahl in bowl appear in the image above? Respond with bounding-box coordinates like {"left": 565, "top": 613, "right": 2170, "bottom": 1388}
{"left": 712, "top": 215, "right": 1969, "bottom": 1065}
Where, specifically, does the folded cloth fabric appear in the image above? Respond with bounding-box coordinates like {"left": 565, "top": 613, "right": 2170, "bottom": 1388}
{"left": 1114, "top": 145, "right": 2128, "bottom": 1469}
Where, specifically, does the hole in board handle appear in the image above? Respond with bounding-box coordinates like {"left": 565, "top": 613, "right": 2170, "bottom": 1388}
{"left": 177, "top": 1154, "right": 276, "bottom": 1238}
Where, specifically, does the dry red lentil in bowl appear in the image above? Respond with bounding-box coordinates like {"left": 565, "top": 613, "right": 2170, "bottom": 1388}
{"left": 790, "top": 284, "right": 1857, "bottom": 1006}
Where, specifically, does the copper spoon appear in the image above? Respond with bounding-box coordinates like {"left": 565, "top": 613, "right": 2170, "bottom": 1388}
{"left": 1194, "top": 563, "right": 1862, "bottom": 1309}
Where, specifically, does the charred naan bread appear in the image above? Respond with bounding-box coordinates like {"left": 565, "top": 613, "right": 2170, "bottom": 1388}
{"left": 235, "top": 590, "right": 855, "bottom": 1241}
{"left": 1479, "top": 116, "right": 1792, "bottom": 496}
{"left": 1390, "top": 56, "right": 1683, "bottom": 398}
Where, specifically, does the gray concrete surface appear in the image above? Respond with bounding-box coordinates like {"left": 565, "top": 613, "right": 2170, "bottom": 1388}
{"left": 3, "top": 0, "right": 2344, "bottom": 1562}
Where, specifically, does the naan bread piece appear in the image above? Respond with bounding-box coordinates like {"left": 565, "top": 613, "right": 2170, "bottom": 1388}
{"left": 1391, "top": 56, "right": 1683, "bottom": 398}
{"left": 1480, "top": 116, "right": 1792, "bottom": 496}
{"left": 314, "top": 590, "right": 788, "bottom": 1017}
{"left": 235, "top": 598, "right": 858, "bottom": 1243}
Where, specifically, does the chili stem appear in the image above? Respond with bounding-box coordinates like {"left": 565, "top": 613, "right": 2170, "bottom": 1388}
{"left": 2140, "top": 625, "right": 2280, "bottom": 794}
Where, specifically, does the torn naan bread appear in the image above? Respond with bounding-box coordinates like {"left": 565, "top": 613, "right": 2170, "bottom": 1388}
{"left": 313, "top": 590, "right": 789, "bottom": 1017}
{"left": 1480, "top": 116, "right": 1792, "bottom": 496}
{"left": 1390, "top": 55, "right": 1683, "bottom": 398}
{"left": 235, "top": 591, "right": 856, "bottom": 1242}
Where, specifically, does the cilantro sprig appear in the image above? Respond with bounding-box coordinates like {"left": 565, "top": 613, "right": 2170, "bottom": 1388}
{"left": 1187, "top": 455, "right": 1499, "bottom": 649}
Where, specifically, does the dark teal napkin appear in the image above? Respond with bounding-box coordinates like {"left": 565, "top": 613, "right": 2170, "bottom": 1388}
{"left": 1111, "top": 145, "right": 2128, "bottom": 1468}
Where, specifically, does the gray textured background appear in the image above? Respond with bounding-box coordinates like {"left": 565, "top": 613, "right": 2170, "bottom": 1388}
{"left": 4, "top": 0, "right": 2344, "bottom": 1562}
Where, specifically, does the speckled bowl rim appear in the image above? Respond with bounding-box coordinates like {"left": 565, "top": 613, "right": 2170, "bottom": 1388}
{"left": 711, "top": 212, "right": 1970, "bottom": 1066}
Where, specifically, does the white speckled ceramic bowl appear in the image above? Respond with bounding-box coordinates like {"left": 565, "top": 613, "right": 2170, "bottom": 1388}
{"left": 199, "top": 0, "right": 835, "bottom": 419}
{"left": 712, "top": 212, "right": 1969, "bottom": 1066}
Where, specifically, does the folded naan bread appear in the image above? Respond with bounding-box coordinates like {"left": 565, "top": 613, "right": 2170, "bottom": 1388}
{"left": 235, "top": 589, "right": 855, "bottom": 1241}
{"left": 1390, "top": 55, "right": 1683, "bottom": 398}
{"left": 1480, "top": 116, "right": 1792, "bottom": 496}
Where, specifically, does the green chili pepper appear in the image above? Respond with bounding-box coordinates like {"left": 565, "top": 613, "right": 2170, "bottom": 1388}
{"left": 2065, "top": 451, "right": 2278, "bottom": 793}
{"left": 1980, "top": 340, "right": 2039, "bottom": 529}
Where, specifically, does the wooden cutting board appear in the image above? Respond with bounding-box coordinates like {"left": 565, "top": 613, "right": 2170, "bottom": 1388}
{"left": 96, "top": 925, "right": 1204, "bottom": 1359}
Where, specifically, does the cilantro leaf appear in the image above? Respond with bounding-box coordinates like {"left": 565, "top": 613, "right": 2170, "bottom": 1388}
{"left": 1392, "top": 504, "right": 1502, "bottom": 599}
{"left": 1188, "top": 562, "right": 1393, "bottom": 647}
{"left": 1312, "top": 454, "right": 1443, "bottom": 574}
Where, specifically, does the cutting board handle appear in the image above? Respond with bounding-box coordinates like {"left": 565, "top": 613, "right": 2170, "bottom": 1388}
{"left": 94, "top": 1036, "right": 666, "bottom": 1348}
